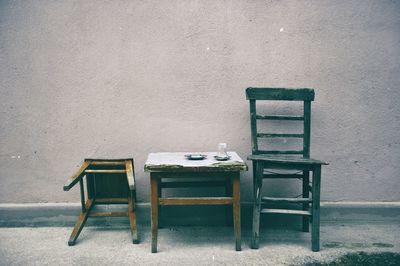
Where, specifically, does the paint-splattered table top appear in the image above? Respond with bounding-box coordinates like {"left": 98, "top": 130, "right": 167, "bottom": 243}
{"left": 144, "top": 152, "right": 248, "bottom": 172}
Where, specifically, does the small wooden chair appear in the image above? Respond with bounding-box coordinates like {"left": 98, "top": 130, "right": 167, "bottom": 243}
{"left": 63, "top": 158, "right": 138, "bottom": 245}
{"left": 246, "top": 88, "right": 328, "bottom": 251}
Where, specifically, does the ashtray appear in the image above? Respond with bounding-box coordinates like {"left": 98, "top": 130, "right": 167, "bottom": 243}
{"left": 214, "top": 155, "right": 231, "bottom": 161}
{"left": 184, "top": 154, "right": 207, "bottom": 160}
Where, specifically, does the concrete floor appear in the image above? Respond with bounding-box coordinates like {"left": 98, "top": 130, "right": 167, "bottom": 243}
{"left": 0, "top": 222, "right": 399, "bottom": 266}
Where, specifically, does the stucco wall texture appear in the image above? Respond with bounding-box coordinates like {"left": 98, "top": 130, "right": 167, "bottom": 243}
{"left": 1, "top": 0, "right": 399, "bottom": 203}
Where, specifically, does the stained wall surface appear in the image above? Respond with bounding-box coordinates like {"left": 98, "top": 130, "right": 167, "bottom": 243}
{"left": 1, "top": 0, "right": 399, "bottom": 203}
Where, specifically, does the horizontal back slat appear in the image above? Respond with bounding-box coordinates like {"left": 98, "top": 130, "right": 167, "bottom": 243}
{"left": 260, "top": 209, "right": 311, "bottom": 216}
{"left": 256, "top": 115, "right": 304, "bottom": 120}
{"left": 257, "top": 133, "right": 304, "bottom": 138}
{"left": 257, "top": 150, "right": 304, "bottom": 155}
{"left": 246, "top": 87, "right": 314, "bottom": 101}
{"left": 263, "top": 173, "right": 304, "bottom": 179}
{"left": 261, "top": 196, "right": 312, "bottom": 203}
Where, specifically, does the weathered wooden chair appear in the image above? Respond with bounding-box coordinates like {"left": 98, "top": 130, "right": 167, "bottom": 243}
{"left": 63, "top": 158, "right": 138, "bottom": 245}
{"left": 246, "top": 88, "right": 328, "bottom": 251}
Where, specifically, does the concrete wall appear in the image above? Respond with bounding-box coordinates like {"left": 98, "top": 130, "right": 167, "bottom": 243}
{"left": 1, "top": 0, "right": 399, "bottom": 203}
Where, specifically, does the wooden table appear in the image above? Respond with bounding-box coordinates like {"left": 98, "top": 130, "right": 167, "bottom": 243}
{"left": 144, "top": 152, "right": 247, "bottom": 253}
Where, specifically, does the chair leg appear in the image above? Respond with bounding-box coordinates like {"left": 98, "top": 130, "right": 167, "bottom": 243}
{"left": 128, "top": 192, "right": 138, "bottom": 244}
{"left": 252, "top": 161, "right": 257, "bottom": 195}
{"left": 251, "top": 162, "right": 263, "bottom": 249}
{"left": 302, "top": 170, "right": 310, "bottom": 232}
{"left": 311, "top": 166, "right": 321, "bottom": 252}
{"left": 150, "top": 174, "right": 159, "bottom": 253}
{"left": 68, "top": 199, "right": 94, "bottom": 246}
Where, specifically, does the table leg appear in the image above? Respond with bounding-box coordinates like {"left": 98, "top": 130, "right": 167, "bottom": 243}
{"left": 158, "top": 182, "right": 162, "bottom": 228}
{"left": 150, "top": 174, "right": 159, "bottom": 253}
{"left": 232, "top": 172, "right": 241, "bottom": 251}
{"left": 225, "top": 177, "right": 233, "bottom": 226}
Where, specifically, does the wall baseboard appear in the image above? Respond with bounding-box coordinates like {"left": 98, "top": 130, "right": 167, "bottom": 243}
{"left": 0, "top": 202, "right": 399, "bottom": 227}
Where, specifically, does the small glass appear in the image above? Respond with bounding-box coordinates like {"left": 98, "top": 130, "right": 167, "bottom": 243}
{"left": 217, "top": 143, "right": 228, "bottom": 158}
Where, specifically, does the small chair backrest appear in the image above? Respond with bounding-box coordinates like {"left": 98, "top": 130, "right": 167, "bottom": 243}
{"left": 246, "top": 87, "right": 315, "bottom": 158}
{"left": 83, "top": 158, "right": 134, "bottom": 199}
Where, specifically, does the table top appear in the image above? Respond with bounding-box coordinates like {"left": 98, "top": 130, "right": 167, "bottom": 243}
{"left": 144, "top": 152, "right": 248, "bottom": 172}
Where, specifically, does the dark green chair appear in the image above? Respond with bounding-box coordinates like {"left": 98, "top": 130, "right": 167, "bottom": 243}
{"left": 246, "top": 87, "right": 328, "bottom": 251}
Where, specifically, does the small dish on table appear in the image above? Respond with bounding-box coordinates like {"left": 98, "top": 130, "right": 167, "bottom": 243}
{"left": 214, "top": 155, "right": 231, "bottom": 161}
{"left": 184, "top": 154, "right": 207, "bottom": 160}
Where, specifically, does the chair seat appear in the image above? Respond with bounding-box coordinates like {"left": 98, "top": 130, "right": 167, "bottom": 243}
{"left": 247, "top": 154, "right": 328, "bottom": 165}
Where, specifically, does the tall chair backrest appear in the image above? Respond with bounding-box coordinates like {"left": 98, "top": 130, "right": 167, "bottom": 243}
{"left": 246, "top": 87, "right": 315, "bottom": 158}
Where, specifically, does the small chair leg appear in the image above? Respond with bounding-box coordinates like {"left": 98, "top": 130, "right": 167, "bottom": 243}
{"left": 68, "top": 199, "right": 94, "bottom": 246}
{"left": 128, "top": 193, "right": 138, "bottom": 244}
{"left": 302, "top": 171, "right": 310, "bottom": 232}
{"left": 311, "top": 166, "right": 321, "bottom": 252}
{"left": 251, "top": 162, "right": 263, "bottom": 249}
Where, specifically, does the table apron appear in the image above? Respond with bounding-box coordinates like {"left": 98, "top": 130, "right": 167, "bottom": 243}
{"left": 151, "top": 171, "right": 240, "bottom": 178}
{"left": 159, "top": 197, "right": 233, "bottom": 205}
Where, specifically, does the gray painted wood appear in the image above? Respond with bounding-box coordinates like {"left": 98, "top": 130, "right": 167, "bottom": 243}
{"left": 256, "top": 114, "right": 304, "bottom": 120}
{"left": 248, "top": 154, "right": 327, "bottom": 165}
{"left": 261, "top": 197, "right": 312, "bottom": 203}
{"left": 263, "top": 173, "right": 304, "bottom": 179}
{"left": 257, "top": 133, "right": 304, "bottom": 138}
{"left": 246, "top": 87, "right": 315, "bottom": 101}
{"left": 144, "top": 152, "right": 247, "bottom": 172}
{"left": 150, "top": 174, "right": 159, "bottom": 253}
{"left": 260, "top": 209, "right": 311, "bottom": 216}
{"left": 303, "top": 101, "right": 312, "bottom": 158}
{"left": 249, "top": 99, "right": 258, "bottom": 154}
{"left": 246, "top": 87, "right": 327, "bottom": 252}
{"left": 251, "top": 161, "right": 263, "bottom": 249}
{"left": 302, "top": 170, "right": 310, "bottom": 232}
{"left": 256, "top": 150, "right": 304, "bottom": 155}
{"left": 312, "top": 165, "right": 322, "bottom": 252}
